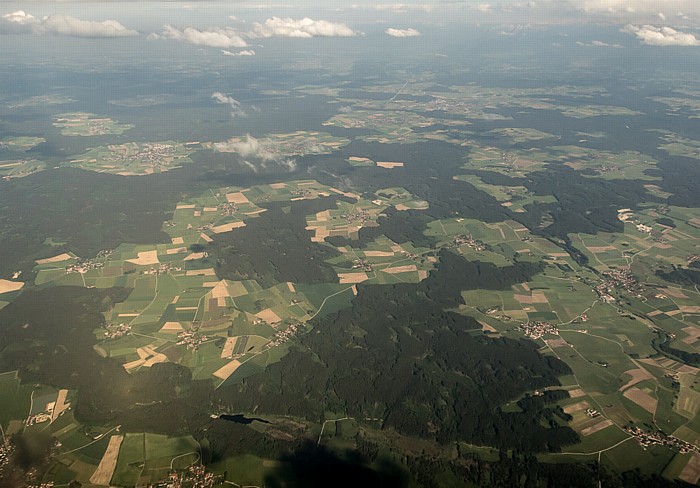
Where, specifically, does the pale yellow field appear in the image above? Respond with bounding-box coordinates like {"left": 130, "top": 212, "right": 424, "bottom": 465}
{"left": 35, "top": 253, "right": 74, "bottom": 264}
{"left": 619, "top": 368, "right": 654, "bottom": 391}
{"left": 0, "top": 280, "right": 24, "bottom": 294}
{"left": 160, "top": 322, "right": 183, "bottom": 332}
{"left": 126, "top": 250, "right": 159, "bottom": 266}
{"left": 563, "top": 401, "right": 589, "bottom": 414}
{"left": 581, "top": 419, "right": 613, "bottom": 436}
{"left": 226, "top": 192, "right": 250, "bottom": 204}
{"left": 213, "top": 359, "right": 242, "bottom": 381}
{"left": 338, "top": 272, "right": 369, "bottom": 284}
{"left": 211, "top": 221, "right": 246, "bottom": 233}
{"left": 383, "top": 265, "right": 418, "bottom": 274}
{"left": 186, "top": 268, "right": 216, "bottom": 276}
{"left": 221, "top": 337, "right": 237, "bottom": 359}
{"left": 52, "top": 389, "right": 70, "bottom": 422}
{"left": 376, "top": 161, "right": 404, "bottom": 169}
{"left": 89, "top": 435, "right": 124, "bottom": 486}
{"left": 210, "top": 281, "right": 230, "bottom": 299}
{"left": 256, "top": 308, "right": 282, "bottom": 324}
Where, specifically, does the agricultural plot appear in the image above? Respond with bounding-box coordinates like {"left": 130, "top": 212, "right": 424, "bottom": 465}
{"left": 461, "top": 143, "right": 552, "bottom": 178}
{"left": 487, "top": 127, "right": 558, "bottom": 144}
{"left": 306, "top": 188, "right": 426, "bottom": 243}
{"left": 424, "top": 218, "right": 573, "bottom": 267}
{"left": 7, "top": 95, "right": 74, "bottom": 108}
{"left": 0, "top": 136, "right": 45, "bottom": 151}
{"left": 323, "top": 109, "right": 470, "bottom": 144}
{"left": 658, "top": 131, "right": 700, "bottom": 160}
{"left": 355, "top": 83, "right": 619, "bottom": 121}
{"left": 66, "top": 141, "right": 197, "bottom": 175}
{"left": 53, "top": 112, "right": 134, "bottom": 136}
{"left": 111, "top": 433, "right": 200, "bottom": 486}
{"left": 326, "top": 235, "right": 436, "bottom": 284}
{"left": 209, "top": 131, "right": 349, "bottom": 157}
{"left": 652, "top": 96, "right": 700, "bottom": 118}
{"left": 346, "top": 156, "right": 374, "bottom": 167}
{"left": 454, "top": 174, "right": 556, "bottom": 212}
{"left": 571, "top": 205, "right": 700, "bottom": 286}
{"left": 31, "top": 181, "right": 358, "bottom": 382}
{"left": 0, "top": 158, "right": 46, "bottom": 179}
{"left": 0, "top": 371, "right": 33, "bottom": 435}
{"left": 559, "top": 147, "right": 659, "bottom": 181}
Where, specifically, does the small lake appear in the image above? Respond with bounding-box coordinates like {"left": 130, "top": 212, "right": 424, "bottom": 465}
{"left": 219, "top": 414, "right": 271, "bottom": 425}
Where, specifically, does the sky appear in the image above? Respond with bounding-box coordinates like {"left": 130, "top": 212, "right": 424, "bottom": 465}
{"left": 1, "top": 0, "right": 700, "bottom": 47}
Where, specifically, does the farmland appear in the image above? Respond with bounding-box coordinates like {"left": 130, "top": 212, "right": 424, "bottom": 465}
{"left": 66, "top": 141, "right": 197, "bottom": 175}
{"left": 53, "top": 112, "right": 134, "bottom": 136}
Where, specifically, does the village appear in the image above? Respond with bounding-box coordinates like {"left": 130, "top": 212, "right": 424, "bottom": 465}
{"left": 104, "top": 323, "right": 132, "bottom": 340}
{"left": 269, "top": 322, "right": 302, "bottom": 347}
{"left": 453, "top": 234, "right": 487, "bottom": 251}
{"left": 176, "top": 330, "right": 209, "bottom": 351}
{"left": 341, "top": 209, "right": 372, "bottom": 226}
{"left": 517, "top": 321, "right": 559, "bottom": 340}
{"left": 144, "top": 263, "right": 182, "bottom": 276}
{"left": 625, "top": 426, "right": 700, "bottom": 454}
{"left": 153, "top": 465, "right": 223, "bottom": 488}
{"left": 602, "top": 268, "right": 645, "bottom": 297}
{"left": 425, "top": 97, "right": 479, "bottom": 117}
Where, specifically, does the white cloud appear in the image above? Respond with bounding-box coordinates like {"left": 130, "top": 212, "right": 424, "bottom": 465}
{"left": 622, "top": 24, "right": 700, "bottom": 46}
{"left": 213, "top": 134, "right": 281, "bottom": 163}
{"left": 2, "top": 10, "right": 36, "bottom": 25}
{"left": 385, "top": 27, "right": 421, "bottom": 37}
{"left": 41, "top": 15, "right": 138, "bottom": 38}
{"left": 371, "top": 4, "right": 434, "bottom": 12}
{"left": 212, "top": 92, "right": 247, "bottom": 117}
{"left": 2, "top": 11, "right": 137, "bottom": 38}
{"left": 251, "top": 17, "right": 358, "bottom": 38}
{"left": 160, "top": 24, "right": 247, "bottom": 48}
{"left": 222, "top": 49, "right": 256, "bottom": 56}
{"left": 576, "top": 39, "right": 623, "bottom": 47}
{"left": 476, "top": 4, "right": 492, "bottom": 13}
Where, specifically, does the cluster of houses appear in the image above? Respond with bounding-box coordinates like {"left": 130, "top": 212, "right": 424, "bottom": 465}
{"left": 155, "top": 465, "right": 223, "bottom": 488}
{"left": 104, "top": 323, "right": 132, "bottom": 340}
{"left": 517, "top": 321, "right": 559, "bottom": 340}
{"left": 341, "top": 210, "right": 371, "bottom": 225}
{"left": 602, "top": 268, "right": 645, "bottom": 297}
{"left": 176, "top": 331, "right": 208, "bottom": 351}
{"left": 270, "top": 322, "right": 301, "bottom": 347}
{"left": 454, "top": 234, "right": 486, "bottom": 251}
{"left": 625, "top": 426, "right": 699, "bottom": 454}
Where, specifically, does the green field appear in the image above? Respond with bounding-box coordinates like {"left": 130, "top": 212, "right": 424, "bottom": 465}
{"left": 53, "top": 112, "right": 134, "bottom": 136}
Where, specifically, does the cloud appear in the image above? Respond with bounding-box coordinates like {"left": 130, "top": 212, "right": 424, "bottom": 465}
{"left": 622, "top": 24, "right": 700, "bottom": 46}
{"left": 371, "top": 4, "right": 434, "bottom": 12}
{"left": 476, "top": 4, "right": 492, "bottom": 13}
{"left": 251, "top": 17, "right": 358, "bottom": 38}
{"left": 222, "top": 49, "right": 256, "bottom": 56}
{"left": 576, "top": 39, "right": 623, "bottom": 48}
{"left": 2, "top": 10, "right": 36, "bottom": 26}
{"left": 385, "top": 27, "right": 421, "bottom": 37}
{"left": 2, "top": 11, "right": 138, "bottom": 38}
{"left": 214, "top": 134, "right": 273, "bottom": 159}
{"left": 212, "top": 92, "right": 247, "bottom": 117}
{"left": 41, "top": 15, "right": 138, "bottom": 38}
{"left": 160, "top": 24, "right": 247, "bottom": 48}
